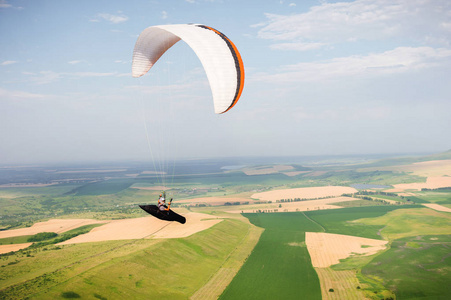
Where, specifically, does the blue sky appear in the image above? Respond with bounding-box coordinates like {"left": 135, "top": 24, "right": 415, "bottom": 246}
{"left": 1, "top": 0, "right": 450, "bottom": 164}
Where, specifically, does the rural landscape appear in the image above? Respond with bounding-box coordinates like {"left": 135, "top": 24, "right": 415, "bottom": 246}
{"left": 1, "top": 151, "right": 450, "bottom": 299}
{"left": 2, "top": 1, "right": 451, "bottom": 299}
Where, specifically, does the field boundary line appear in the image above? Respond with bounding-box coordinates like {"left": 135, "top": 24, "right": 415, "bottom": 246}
{"left": 302, "top": 212, "right": 326, "bottom": 232}
{"left": 190, "top": 221, "right": 264, "bottom": 300}
{"left": 3, "top": 221, "right": 172, "bottom": 298}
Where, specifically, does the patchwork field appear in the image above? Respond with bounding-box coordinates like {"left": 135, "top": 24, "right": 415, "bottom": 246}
{"left": 251, "top": 186, "right": 358, "bottom": 201}
{"left": 362, "top": 235, "right": 451, "bottom": 299}
{"left": 226, "top": 196, "right": 360, "bottom": 213}
{"left": 2, "top": 153, "right": 451, "bottom": 299}
{"left": 386, "top": 176, "right": 451, "bottom": 192}
{"left": 242, "top": 165, "right": 295, "bottom": 175}
{"left": 357, "top": 207, "right": 451, "bottom": 240}
{"left": 0, "top": 219, "right": 258, "bottom": 300}
{"left": 0, "top": 219, "right": 107, "bottom": 239}
{"left": 362, "top": 159, "right": 451, "bottom": 177}
{"left": 220, "top": 212, "right": 323, "bottom": 300}
{"left": 0, "top": 212, "right": 222, "bottom": 246}
{"left": 176, "top": 196, "right": 247, "bottom": 205}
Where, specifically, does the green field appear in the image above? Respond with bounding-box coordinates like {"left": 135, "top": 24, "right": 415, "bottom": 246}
{"left": 305, "top": 206, "right": 414, "bottom": 239}
{"left": 1, "top": 154, "right": 451, "bottom": 299}
{"left": 0, "top": 219, "right": 252, "bottom": 299}
{"left": 362, "top": 235, "right": 451, "bottom": 299}
{"left": 0, "top": 235, "right": 32, "bottom": 245}
{"left": 412, "top": 188, "right": 451, "bottom": 204}
{"left": 0, "top": 184, "right": 82, "bottom": 198}
{"left": 220, "top": 213, "right": 323, "bottom": 300}
{"left": 327, "top": 207, "right": 451, "bottom": 299}
{"left": 358, "top": 208, "right": 451, "bottom": 241}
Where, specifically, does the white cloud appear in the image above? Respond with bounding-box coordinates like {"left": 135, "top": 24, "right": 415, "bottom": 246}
{"left": 1, "top": 60, "right": 17, "bottom": 65}
{"left": 127, "top": 81, "right": 205, "bottom": 95}
{"left": 116, "top": 72, "right": 131, "bottom": 77}
{"left": 0, "top": 87, "right": 47, "bottom": 99}
{"left": 0, "top": 0, "right": 11, "bottom": 8}
{"left": 23, "top": 70, "right": 121, "bottom": 85}
{"left": 289, "top": 3, "right": 296, "bottom": 7}
{"left": 71, "top": 72, "right": 117, "bottom": 77}
{"left": 270, "top": 42, "right": 326, "bottom": 51}
{"left": 32, "top": 71, "right": 62, "bottom": 85}
{"left": 253, "top": 47, "right": 451, "bottom": 83}
{"left": 257, "top": 0, "right": 451, "bottom": 46}
{"left": 68, "top": 60, "right": 82, "bottom": 65}
{"left": 162, "top": 10, "right": 168, "bottom": 20}
{"left": 95, "top": 13, "right": 129, "bottom": 24}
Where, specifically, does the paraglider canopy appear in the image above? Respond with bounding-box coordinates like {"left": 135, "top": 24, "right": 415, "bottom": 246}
{"left": 132, "top": 24, "right": 245, "bottom": 114}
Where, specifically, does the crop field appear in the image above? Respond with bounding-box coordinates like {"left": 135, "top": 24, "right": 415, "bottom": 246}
{"left": 1, "top": 153, "right": 451, "bottom": 299}
{"left": 412, "top": 188, "right": 451, "bottom": 205}
{"left": 331, "top": 199, "right": 388, "bottom": 207}
{"left": 315, "top": 268, "right": 366, "bottom": 300}
{"left": 358, "top": 207, "right": 451, "bottom": 240}
{"left": 304, "top": 206, "right": 413, "bottom": 239}
{"left": 220, "top": 212, "right": 323, "bottom": 300}
{"left": 0, "top": 235, "right": 31, "bottom": 245}
{"left": 362, "top": 235, "right": 451, "bottom": 299}
{"left": 0, "top": 184, "right": 81, "bottom": 198}
{"left": 67, "top": 179, "right": 137, "bottom": 196}
{"left": 322, "top": 207, "right": 451, "bottom": 299}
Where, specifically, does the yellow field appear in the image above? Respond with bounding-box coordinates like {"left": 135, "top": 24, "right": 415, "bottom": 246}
{"left": 176, "top": 196, "right": 246, "bottom": 205}
{"left": 0, "top": 219, "right": 107, "bottom": 239}
{"left": 57, "top": 212, "right": 222, "bottom": 244}
{"left": 0, "top": 243, "right": 32, "bottom": 254}
{"left": 305, "top": 232, "right": 387, "bottom": 268}
{"left": 315, "top": 268, "right": 366, "bottom": 300}
{"left": 251, "top": 186, "right": 358, "bottom": 201}
{"left": 225, "top": 196, "right": 360, "bottom": 213}
{"left": 386, "top": 176, "right": 451, "bottom": 192}
{"left": 422, "top": 203, "right": 451, "bottom": 212}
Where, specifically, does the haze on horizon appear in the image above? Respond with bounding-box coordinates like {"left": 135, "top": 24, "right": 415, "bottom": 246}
{"left": 1, "top": 0, "right": 450, "bottom": 165}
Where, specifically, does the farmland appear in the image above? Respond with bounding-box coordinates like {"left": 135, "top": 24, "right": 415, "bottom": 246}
{"left": 362, "top": 235, "right": 451, "bottom": 299}
{"left": 0, "top": 219, "right": 257, "bottom": 299}
{"left": 1, "top": 152, "right": 451, "bottom": 299}
{"left": 220, "top": 213, "right": 323, "bottom": 300}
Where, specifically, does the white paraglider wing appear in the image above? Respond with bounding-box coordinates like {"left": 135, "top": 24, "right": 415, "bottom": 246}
{"left": 132, "top": 24, "right": 244, "bottom": 114}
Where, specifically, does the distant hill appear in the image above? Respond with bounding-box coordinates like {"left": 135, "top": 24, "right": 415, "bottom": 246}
{"left": 354, "top": 149, "right": 451, "bottom": 169}
{"left": 419, "top": 149, "right": 451, "bottom": 161}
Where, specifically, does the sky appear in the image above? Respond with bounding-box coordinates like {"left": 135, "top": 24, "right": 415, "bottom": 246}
{"left": 1, "top": 0, "right": 451, "bottom": 165}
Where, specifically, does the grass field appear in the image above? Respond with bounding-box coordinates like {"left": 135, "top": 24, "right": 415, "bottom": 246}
{"left": 220, "top": 213, "right": 323, "bottom": 300}
{"left": 326, "top": 207, "right": 451, "bottom": 299}
{"left": 304, "top": 206, "right": 413, "bottom": 239}
{"left": 362, "top": 235, "right": 451, "bottom": 299}
{"left": 67, "top": 179, "right": 136, "bottom": 196}
{"left": 358, "top": 208, "right": 451, "bottom": 240}
{"left": 0, "top": 235, "right": 32, "bottom": 245}
{"left": 0, "top": 218, "right": 253, "bottom": 299}
{"left": 412, "top": 188, "right": 451, "bottom": 204}
{"left": 0, "top": 184, "right": 81, "bottom": 198}
{"left": 1, "top": 154, "right": 450, "bottom": 299}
